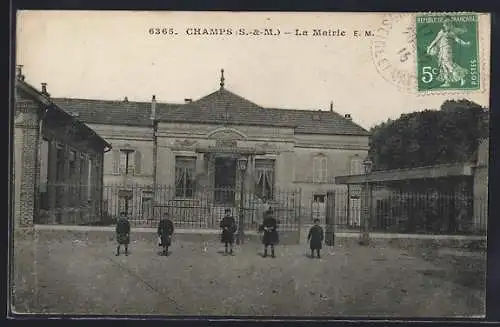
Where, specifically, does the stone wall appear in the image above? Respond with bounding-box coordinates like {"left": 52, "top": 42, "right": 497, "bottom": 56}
{"left": 14, "top": 99, "right": 41, "bottom": 228}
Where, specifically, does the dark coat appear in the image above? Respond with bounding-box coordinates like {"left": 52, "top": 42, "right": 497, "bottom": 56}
{"left": 261, "top": 216, "right": 279, "bottom": 245}
{"left": 158, "top": 218, "right": 174, "bottom": 246}
{"left": 116, "top": 218, "right": 131, "bottom": 245}
{"left": 220, "top": 216, "right": 237, "bottom": 244}
{"left": 308, "top": 225, "right": 324, "bottom": 250}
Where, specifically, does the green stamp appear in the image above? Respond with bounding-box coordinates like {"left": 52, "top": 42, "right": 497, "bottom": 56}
{"left": 416, "top": 13, "right": 480, "bottom": 91}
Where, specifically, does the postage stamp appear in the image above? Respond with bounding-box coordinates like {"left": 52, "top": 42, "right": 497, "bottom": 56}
{"left": 416, "top": 13, "right": 480, "bottom": 92}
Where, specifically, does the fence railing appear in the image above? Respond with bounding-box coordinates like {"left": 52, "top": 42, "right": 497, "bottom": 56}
{"left": 34, "top": 182, "right": 488, "bottom": 236}
{"left": 100, "top": 184, "right": 302, "bottom": 230}
{"left": 327, "top": 188, "right": 487, "bottom": 235}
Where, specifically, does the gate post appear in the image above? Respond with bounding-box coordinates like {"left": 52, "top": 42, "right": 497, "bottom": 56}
{"left": 325, "top": 191, "right": 335, "bottom": 246}
{"left": 296, "top": 188, "right": 302, "bottom": 244}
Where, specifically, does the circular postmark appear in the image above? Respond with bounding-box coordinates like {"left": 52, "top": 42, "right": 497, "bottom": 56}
{"left": 371, "top": 13, "right": 418, "bottom": 93}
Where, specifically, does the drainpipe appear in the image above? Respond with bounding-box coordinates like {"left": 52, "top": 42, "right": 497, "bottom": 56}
{"left": 34, "top": 106, "right": 49, "bottom": 225}
{"left": 151, "top": 95, "right": 158, "bottom": 210}
{"left": 98, "top": 152, "right": 105, "bottom": 220}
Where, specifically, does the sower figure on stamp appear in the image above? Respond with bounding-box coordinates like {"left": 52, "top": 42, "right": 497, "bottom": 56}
{"left": 220, "top": 208, "right": 237, "bottom": 255}
{"left": 308, "top": 219, "right": 324, "bottom": 259}
{"left": 158, "top": 212, "right": 174, "bottom": 256}
{"left": 115, "top": 212, "right": 131, "bottom": 256}
{"left": 259, "top": 207, "right": 279, "bottom": 258}
{"left": 426, "top": 16, "right": 471, "bottom": 87}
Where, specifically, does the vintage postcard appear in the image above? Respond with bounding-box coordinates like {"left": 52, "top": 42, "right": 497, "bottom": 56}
{"left": 11, "top": 11, "right": 490, "bottom": 318}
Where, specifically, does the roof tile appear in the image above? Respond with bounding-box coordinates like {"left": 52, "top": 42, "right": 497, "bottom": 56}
{"left": 52, "top": 88, "right": 369, "bottom": 136}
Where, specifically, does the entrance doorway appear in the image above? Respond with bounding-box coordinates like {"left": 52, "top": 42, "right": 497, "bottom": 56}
{"left": 214, "top": 157, "right": 236, "bottom": 204}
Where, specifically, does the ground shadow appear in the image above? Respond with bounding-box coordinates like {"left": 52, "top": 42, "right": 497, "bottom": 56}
{"left": 257, "top": 252, "right": 279, "bottom": 258}
{"left": 417, "top": 268, "right": 485, "bottom": 291}
{"left": 156, "top": 250, "right": 172, "bottom": 256}
{"left": 115, "top": 252, "right": 131, "bottom": 256}
{"left": 216, "top": 250, "right": 235, "bottom": 256}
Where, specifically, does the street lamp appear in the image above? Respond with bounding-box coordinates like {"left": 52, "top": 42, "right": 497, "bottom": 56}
{"left": 237, "top": 157, "right": 248, "bottom": 244}
{"left": 237, "top": 157, "right": 248, "bottom": 171}
{"left": 360, "top": 157, "right": 373, "bottom": 245}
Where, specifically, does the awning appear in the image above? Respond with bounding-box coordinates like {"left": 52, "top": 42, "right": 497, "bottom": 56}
{"left": 335, "top": 163, "right": 474, "bottom": 185}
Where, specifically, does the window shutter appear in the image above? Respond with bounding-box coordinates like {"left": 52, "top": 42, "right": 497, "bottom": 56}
{"left": 312, "top": 158, "right": 317, "bottom": 183}
{"left": 134, "top": 150, "right": 142, "bottom": 175}
{"left": 322, "top": 157, "right": 328, "bottom": 182}
{"left": 112, "top": 150, "right": 120, "bottom": 174}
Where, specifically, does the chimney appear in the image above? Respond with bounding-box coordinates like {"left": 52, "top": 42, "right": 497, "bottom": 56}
{"left": 330, "top": 101, "right": 333, "bottom": 112}
{"left": 344, "top": 113, "right": 352, "bottom": 120}
{"left": 16, "top": 65, "right": 25, "bottom": 81}
{"left": 184, "top": 98, "right": 192, "bottom": 103}
{"left": 150, "top": 95, "right": 157, "bottom": 120}
{"left": 123, "top": 96, "right": 129, "bottom": 102}
{"left": 41, "top": 83, "right": 50, "bottom": 96}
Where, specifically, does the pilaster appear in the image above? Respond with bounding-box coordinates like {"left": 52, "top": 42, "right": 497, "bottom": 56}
{"left": 14, "top": 99, "right": 41, "bottom": 229}
{"left": 47, "top": 140, "right": 58, "bottom": 224}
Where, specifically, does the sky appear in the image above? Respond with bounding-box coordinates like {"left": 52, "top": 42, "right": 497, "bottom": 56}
{"left": 16, "top": 11, "right": 491, "bottom": 129}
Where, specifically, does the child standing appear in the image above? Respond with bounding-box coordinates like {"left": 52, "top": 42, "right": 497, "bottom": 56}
{"left": 115, "top": 212, "right": 131, "bottom": 256}
{"left": 220, "top": 208, "right": 237, "bottom": 255}
{"left": 307, "top": 219, "right": 324, "bottom": 259}
{"left": 158, "top": 212, "right": 175, "bottom": 256}
{"left": 259, "top": 208, "right": 279, "bottom": 258}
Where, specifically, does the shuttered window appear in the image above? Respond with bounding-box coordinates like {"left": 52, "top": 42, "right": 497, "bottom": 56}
{"left": 79, "top": 157, "right": 87, "bottom": 202}
{"left": 175, "top": 156, "right": 196, "bottom": 198}
{"left": 255, "top": 159, "right": 275, "bottom": 200}
{"left": 134, "top": 150, "right": 142, "bottom": 175}
{"left": 112, "top": 150, "right": 120, "bottom": 175}
{"left": 87, "top": 159, "right": 92, "bottom": 201}
{"left": 313, "top": 155, "right": 328, "bottom": 183}
{"left": 350, "top": 156, "right": 363, "bottom": 175}
{"left": 113, "top": 149, "right": 142, "bottom": 175}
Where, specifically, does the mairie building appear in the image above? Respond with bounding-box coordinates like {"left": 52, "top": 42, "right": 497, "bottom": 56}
{"left": 53, "top": 71, "right": 370, "bottom": 226}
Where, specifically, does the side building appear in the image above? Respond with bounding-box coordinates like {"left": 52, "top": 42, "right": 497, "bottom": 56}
{"left": 14, "top": 67, "right": 111, "bottom": 227}
{"left": 54, "top": 73, "right": 370, "bottom": 227}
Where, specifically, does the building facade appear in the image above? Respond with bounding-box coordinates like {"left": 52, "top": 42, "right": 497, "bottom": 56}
{"left": 14, "top": 67, "right": 111, "bottom": 227}
{"left": 54, "top": 74, "right": 370, "bottom": 225}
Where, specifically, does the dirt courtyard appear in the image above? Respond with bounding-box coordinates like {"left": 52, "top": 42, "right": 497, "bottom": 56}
{"left": 11, "top": 230, "right": 486, "bottom": 317}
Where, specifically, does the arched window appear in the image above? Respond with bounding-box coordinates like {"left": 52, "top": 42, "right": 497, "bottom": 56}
{"left": 313, "top": 154, "right": 328, "bottom": 183}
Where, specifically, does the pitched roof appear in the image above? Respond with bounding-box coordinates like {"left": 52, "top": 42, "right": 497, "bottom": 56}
{"left": 52, "top": 98, "right": 180, "bottom": 127}
{"left": 16, "top": 79, "right": 111, "bottom": 149}
{"left": 52, "top": 88, "right": 369, "bottom": 136}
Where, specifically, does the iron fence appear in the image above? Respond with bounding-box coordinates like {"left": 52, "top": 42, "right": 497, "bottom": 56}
{"left": 34, "top": 182, "right": 487, "bottom": 236}
{"left": 327, "top": 187, "right": 487, "bottom": 235}
{"left": 101, "top": 184, "right": 302, "bottom": 231}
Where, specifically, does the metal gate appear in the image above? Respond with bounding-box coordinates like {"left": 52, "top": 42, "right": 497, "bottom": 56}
{"left": 103, "top": 184, "right": 303, "bottom": 240}
{"left": 326, "top": 187, "right": 483, "bottom": 236}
